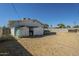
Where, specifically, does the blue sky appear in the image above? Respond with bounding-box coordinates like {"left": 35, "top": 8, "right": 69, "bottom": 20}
{"left": 0, "top": 3, "right": 79, "bottom": 27}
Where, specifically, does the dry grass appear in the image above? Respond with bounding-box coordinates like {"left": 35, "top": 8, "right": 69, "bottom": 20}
{"left": 17, "top": 32, "right": 79, "bottom": 56}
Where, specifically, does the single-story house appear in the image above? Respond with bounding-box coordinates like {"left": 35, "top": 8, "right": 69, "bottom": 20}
{"left": 8, "top": 18, "right": 48, "bottom": 37}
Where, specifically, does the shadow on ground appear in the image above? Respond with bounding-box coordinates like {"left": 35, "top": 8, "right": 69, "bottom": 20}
{"left": 0, "top": 35, "right": 33, "bottom": 56}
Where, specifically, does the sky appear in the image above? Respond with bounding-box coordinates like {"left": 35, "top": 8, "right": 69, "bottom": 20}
{"left": 0, "top": 3, "right": 79, "bottom": 27}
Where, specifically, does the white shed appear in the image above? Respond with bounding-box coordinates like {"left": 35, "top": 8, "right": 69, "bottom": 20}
{"left": 8, "top": 18, "right": 47, "bottom": 37}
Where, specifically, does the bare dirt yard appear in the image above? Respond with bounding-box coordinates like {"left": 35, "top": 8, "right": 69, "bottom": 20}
{"left": 0, "top": 35, "right": 32, "bottom": 56}
{"left": 17, "top": 32, "right": 79, "bottom": 56}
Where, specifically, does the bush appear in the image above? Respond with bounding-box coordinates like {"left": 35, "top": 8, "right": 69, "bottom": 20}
{"left": 44, "top": 30, "right": 50, "bottom": 35}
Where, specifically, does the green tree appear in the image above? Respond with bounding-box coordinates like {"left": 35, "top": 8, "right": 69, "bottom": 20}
{"left": 57, "top": 23, "right": 66, "bottom": 28}
{"left": 44, "top": 24, "right": 49, "bottom": 28}
{"left": 66, "top": 25, "right": 71, "bottom": 28}
{"left": 73, "top": 25, "right": 79, "bottom": 28}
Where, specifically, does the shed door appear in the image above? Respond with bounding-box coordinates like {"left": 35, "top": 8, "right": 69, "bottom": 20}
{"left": 29, "top": 27, "right": 33, "bottom": 36}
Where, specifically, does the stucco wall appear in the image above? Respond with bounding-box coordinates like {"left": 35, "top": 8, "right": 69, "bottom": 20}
{"left": 11, "top": 27, "right": 15, "bottom": 36}
{"left": 20, "top": 27, "right": 29, "bottom": 36}
{"left": 33, "top": 27, "right": 43, "bottom": 36}
{"left": 49, "top": 28, "right": 68, "bottom": 32}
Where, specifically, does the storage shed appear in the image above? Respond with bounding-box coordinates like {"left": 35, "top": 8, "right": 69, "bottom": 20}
{"left": 8, "top": 18, "right": 47, "bottom": 37}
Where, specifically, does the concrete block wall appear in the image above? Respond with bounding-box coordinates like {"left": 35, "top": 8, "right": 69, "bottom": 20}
{"left": 50, "top": 28, "right": 68, "bottom": 32}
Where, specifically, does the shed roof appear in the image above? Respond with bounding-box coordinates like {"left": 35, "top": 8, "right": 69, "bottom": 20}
{"left": 8, "top": 18, "right": 44, "bottom": 28}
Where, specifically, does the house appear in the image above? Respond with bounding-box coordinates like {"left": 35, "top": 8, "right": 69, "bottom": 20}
{"left": 8, "top": 18, "right": 47, "bottom": 37}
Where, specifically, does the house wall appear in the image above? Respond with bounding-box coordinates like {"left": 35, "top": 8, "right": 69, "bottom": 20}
{"left": 16, "top": 27, "right": 29, "bottom": 37}
{"left": 11, "top": 27, "right": 44, "bottom": 37}
{"left": 49, "top": 28, "right": 68, "bottom": 32}
{"left": 33, "top": 27, "right": 43, "bottom": 36}
{"left": 11, "top": 27, "right": 15, "bottom": 36}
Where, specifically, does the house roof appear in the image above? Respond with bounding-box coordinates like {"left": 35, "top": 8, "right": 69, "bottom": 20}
{"left": 8, "top": 18, "right": 44, "bottom": 28}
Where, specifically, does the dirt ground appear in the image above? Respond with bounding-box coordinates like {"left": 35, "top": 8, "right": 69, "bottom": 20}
{"left": 17, "top": 32, "right": 79, "bottom": 56}
{"left": 0, "top": 36, "right": 32, "bottom": 56}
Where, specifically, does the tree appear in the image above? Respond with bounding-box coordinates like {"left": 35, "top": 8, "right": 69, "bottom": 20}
{"left": 66, "top": 25, "right": 71, "bottom": 28}
{"left": 50, "top": 25, "right": 52, "bottom": 27}
{"left": 2, "top": 26, "right": 10, "bottom": 35}
{"left": 73, "top": 25, "right": 79, "bottom": 28}
{"left": 57, "top": 23, "right": 66, "bottom": 28}
{"left": 44, "top": 24, "right": 49, "bottom": 28}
